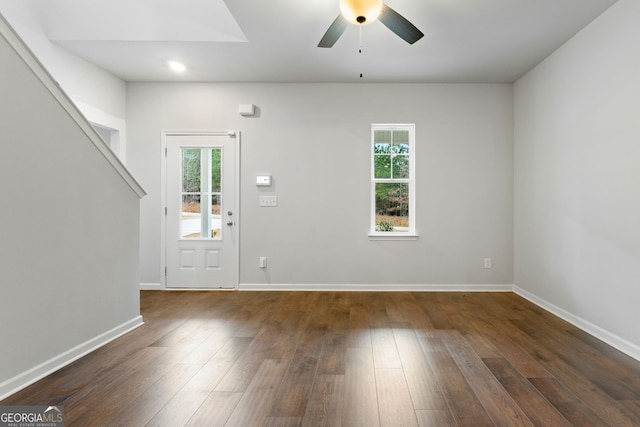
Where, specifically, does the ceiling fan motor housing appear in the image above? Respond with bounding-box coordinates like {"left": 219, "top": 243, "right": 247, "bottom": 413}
{"left": 318, "top": 0, "right": 424, "bottom": 48}
{"left": 340, "top": 0, "right": 383, "bottom": 25}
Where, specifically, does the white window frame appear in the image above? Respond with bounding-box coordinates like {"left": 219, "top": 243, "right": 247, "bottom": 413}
{"left": 369, "top": 123, "right": 417, "bottom": 240}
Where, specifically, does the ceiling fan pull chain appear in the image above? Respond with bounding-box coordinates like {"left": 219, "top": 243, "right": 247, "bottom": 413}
{"left": 359, "top": 26, "right": 364, "bottom": 78}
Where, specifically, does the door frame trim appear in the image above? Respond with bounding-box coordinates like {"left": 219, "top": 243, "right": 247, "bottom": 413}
{"left": 160, "top": 130, "right": 240, "bottom": 289}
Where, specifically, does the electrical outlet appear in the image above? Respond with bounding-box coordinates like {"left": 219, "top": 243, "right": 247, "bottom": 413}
{"left": 259, "top": 195, "right": 277, "bottom": 207}
{"left": 484, "top": 258, "right": 492, "bottom": 269}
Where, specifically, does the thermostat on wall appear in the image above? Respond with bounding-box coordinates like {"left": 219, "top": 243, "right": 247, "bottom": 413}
{"left": 256, "top": 175, "right": 271, "bottom": 186}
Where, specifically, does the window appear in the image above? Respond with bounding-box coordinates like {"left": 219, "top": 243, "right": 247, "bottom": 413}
{"left": 181, "top": 147, "right": 223, "bottom": 239}
{"left": 370, "top": 124, "right": 416, "bottom": 238}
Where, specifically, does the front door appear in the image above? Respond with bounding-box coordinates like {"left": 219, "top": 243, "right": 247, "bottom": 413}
{"left": 165, "top": 132, "right": 238, "bottom": 288}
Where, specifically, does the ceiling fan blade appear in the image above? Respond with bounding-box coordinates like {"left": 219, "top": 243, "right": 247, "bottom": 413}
{"left": 318, "top": 14, "right": 349, "bottom": 48}
{"left": 378, "top": 3, "right": 424, "bottom": 45}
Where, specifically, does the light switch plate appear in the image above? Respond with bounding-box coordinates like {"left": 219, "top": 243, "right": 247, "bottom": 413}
{"left": 259, "top": 195, "right": 277, "bottom": 207}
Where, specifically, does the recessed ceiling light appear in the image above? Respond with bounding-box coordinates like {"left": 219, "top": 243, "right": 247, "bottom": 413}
{"left": 168, "top": 61, "right": 186, "bottom": 73}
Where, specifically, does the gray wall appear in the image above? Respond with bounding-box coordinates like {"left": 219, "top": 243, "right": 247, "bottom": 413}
{"left": 128, "top": 83, "right": 513, "bottom": 287}
{"left": 0, "top": 4, "right": 129, "bottom": 162}
{"left": 0, "top": 19, "right": 142, "bottom": 396}
{"left": 0, "top": 2, "right": 127, "bottom": 120}
{"left": 514, "top": 0, "right": 640, "bottom": 355}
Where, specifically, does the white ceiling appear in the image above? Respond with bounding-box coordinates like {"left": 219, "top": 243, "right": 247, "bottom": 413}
{"left": 1, "top": 0, "right": 618, "bottom": 83}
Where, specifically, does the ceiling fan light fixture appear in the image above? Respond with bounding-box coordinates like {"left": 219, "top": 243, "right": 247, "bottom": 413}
{"left": 339, "top": 0, "right": 383, "bottom": 25}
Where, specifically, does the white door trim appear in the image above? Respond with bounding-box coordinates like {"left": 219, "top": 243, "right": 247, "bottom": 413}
{"left": 160, "top": 130, "right": 240, "bottom": 289}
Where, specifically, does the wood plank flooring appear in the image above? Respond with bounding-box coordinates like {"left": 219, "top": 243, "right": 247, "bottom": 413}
{"left": 3, "top": 291, "right": 640, "bottom": 426}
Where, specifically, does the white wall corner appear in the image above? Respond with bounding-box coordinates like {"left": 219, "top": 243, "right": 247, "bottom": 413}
{"left": 513, "top": 286, "right": 640, "bottom": 362}
{"left": 74, "top": 99, "right": 128, "bottom": 163}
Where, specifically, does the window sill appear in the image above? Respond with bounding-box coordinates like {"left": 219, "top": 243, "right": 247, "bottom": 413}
{"left": 368, "top": 233, "right": 419, "bottom": 241}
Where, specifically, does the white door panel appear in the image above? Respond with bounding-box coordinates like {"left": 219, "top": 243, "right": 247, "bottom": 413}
{"left": 165, "top": 133, "right": 238, "bottom": 288}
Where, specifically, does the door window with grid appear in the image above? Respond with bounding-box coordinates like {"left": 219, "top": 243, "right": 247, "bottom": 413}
{"left": 180, "top": 147, "right": 222, "bottom": 240}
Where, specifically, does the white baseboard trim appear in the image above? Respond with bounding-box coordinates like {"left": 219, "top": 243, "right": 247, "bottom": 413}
{"left": 140, "top": 282, "right": 163, "bottom": 290}
{"left": 514, "top": 286, "right": 640, "bottom": 362}
{"left": 239, "top": 283, "right": 514, "bottom": 292}
{"left": 0, "top": 316, "right": 144, "bottom": 401}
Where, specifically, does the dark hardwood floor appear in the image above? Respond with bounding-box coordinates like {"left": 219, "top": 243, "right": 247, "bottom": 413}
{"left": 3, "top": 291, "right": 640, "bottom": 426}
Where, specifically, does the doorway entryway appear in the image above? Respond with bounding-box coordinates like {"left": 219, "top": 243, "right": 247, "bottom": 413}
{"left": 162, "top": 131, "right": 239, "bottom": 289}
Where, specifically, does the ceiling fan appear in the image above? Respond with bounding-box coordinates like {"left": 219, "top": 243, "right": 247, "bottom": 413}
{"left": 318, "top": 0, "right": 424, "bottom": 48}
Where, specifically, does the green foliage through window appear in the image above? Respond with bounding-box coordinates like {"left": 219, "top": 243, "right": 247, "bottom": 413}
{"left": 371, "top": 126, "right": 414, "bottom": 233}
{"left": 373, "top": 130, "right": 410, "bottom": 180}
{"left": 181, "top": 147, "right": 223, "bottom": 239}
{"left": 182, "top": 148, "right": 201, "bottom": 192}
{"left": 211, "top": 148, "right": 221, "bottom": 192}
